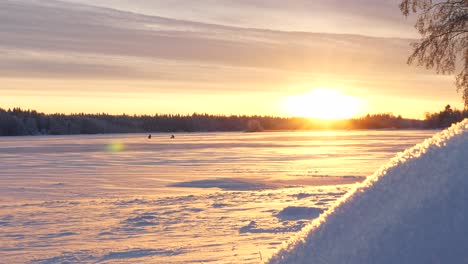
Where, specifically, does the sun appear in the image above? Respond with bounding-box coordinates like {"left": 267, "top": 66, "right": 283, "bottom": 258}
{"left": 283, "top": 88, "right": 362, "bottom": 119}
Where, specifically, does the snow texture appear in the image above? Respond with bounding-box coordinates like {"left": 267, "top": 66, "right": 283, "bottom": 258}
{"left": 268, "top": 119, "right": 468, "bottom": 263}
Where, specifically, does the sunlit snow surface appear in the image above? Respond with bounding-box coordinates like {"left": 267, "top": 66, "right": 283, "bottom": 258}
{"left": 0, "top": 130, "right": 436, "bottom": 263}
{"left": 268, "top": 120, "right": 468, "bottom": 264}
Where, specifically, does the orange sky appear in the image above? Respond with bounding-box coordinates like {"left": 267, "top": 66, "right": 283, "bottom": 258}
{"left": 0, "top": 0, "right": 465, "bottom": 119}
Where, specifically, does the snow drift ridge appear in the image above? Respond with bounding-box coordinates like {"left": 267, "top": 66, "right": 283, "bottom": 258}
{"left": 268, "top": 119, "right": 468, "bottom": 264}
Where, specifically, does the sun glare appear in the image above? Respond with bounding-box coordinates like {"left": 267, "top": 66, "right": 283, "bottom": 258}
{"left": 284, "top": 88, "right": 362, "bottom": 119}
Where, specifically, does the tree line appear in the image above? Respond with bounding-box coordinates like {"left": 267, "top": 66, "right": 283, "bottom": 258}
{"left": 0, "top": 106, "right": 466, "bottom": 136}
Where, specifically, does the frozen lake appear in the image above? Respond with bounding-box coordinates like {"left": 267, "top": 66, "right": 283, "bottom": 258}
{"left": 0, "top": 130, "right": 436, "bottom": 263}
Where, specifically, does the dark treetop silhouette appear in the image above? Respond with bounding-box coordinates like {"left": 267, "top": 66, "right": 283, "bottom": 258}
{"left": 1, "top": 106, "right": 467, "bottom": 136}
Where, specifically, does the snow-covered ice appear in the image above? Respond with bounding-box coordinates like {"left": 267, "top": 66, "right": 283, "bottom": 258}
{"left": 268, "top": 119, "right": 468, "bottom": 264}
{"left": 0, "top": 130, "right": 436, "bottom": 263}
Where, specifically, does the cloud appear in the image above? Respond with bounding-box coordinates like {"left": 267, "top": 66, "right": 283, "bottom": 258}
{"left": 58, "top": 0, "right": 416, "bottom": 38}
{"left": 0, "top": 1, "right": 417, "bottom": 79}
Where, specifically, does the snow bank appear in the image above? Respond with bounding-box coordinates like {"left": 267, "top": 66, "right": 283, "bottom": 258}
{"left": 268, "top": 119, "right": 468, "bottom": 264}
{"left": 275, "top": 207, "right": 324, "bottom": 221}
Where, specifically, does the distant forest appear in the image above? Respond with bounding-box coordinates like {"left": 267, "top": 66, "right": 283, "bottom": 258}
{"left": 0, "top": 105, "right": 467, "bottom": 136}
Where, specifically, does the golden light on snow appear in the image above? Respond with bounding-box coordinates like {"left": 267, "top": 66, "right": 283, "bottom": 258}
{"left": 106, "top": 141, "right": 125, "bottom": 153}
{"left": 283, "top": 88, "right": 363, "bottom": 120}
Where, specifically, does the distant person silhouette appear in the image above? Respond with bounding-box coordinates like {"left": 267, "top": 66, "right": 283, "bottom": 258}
{"left": 170, "top": 134, "right": 175, "bottom": 139}
{"left": 148, "top": 134, "right": 152, "bottom": 139}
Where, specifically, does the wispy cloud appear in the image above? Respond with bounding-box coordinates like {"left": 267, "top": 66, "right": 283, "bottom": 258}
{"left": 58, "top": 0, "right": 416, "bottom": 38}
{"left": 1, "top": 1, "right": 416, "bottom": 80}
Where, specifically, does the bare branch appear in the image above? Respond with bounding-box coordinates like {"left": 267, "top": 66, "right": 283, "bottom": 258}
{"left": 400, "top": 0, "right": 468, "bottom": 107}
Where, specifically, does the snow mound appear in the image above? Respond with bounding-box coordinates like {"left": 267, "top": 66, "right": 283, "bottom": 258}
{"left": 275, "top": 207, "right": 324, "bottom": 221}
{"left": 268, "top": 119, "right": 468, "bottom": 264}
{"left": 169, "top": 178, "right": 277, "bottom": 190}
